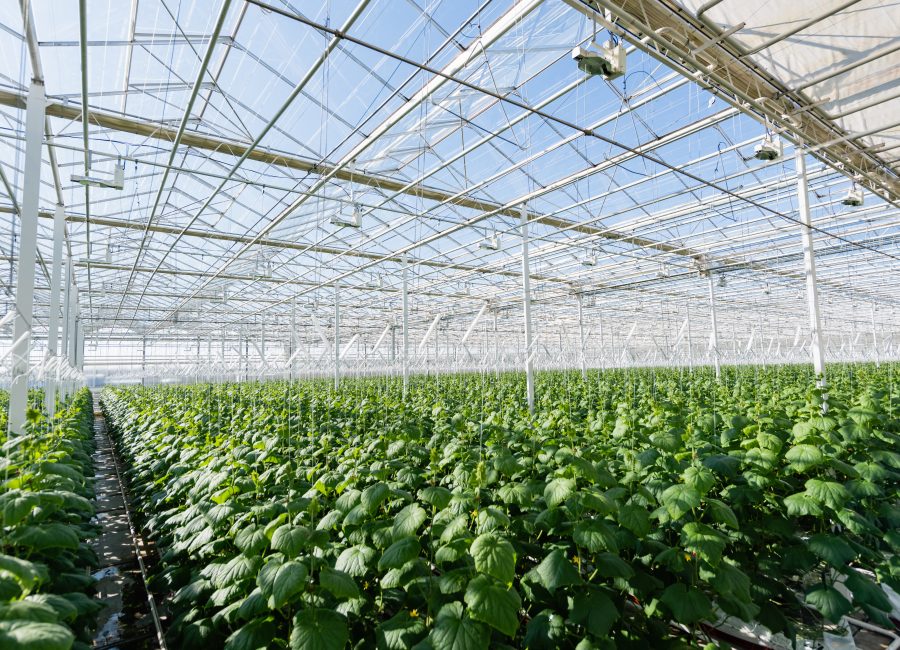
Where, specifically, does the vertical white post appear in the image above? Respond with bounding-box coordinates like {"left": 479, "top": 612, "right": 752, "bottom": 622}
{"left": 402, "top": 258, "right": 409, "bottom": 397}
{"left": 707, "top": 273, "right": 720, "bottom": 380}
{"left": 576, "top": 293, "right": 587, "bottom": 380}
{"left": 520, "top": 206, "right": 535, "bottom": 414}
{"left": 686, "top": 300, "right": 694, "bottom": 371}
{"left": 334, "top": 283, "right": 340, "bottom": 390}
{"left": 142, "top": 336, "right": 147, "bottom": 384}
{"left": 45, "top": 205, "right": 65, "bottom": 417}
{"left": 59, "top": 259, "right": 71, "bottom": 399}
{"left": 871, "top": 304, "right": 879, "bottom": 367}
{"left": 493, "top": 310, "right": 499, "bottom": 376}
{"left": 76, "top": 318, "right": 84, "bottom": 372}
{"left": 795, "top": 149, "right": 826, "bottom": 383}
{"left": 8, "top": 81, "right": 46, "bottom": 434}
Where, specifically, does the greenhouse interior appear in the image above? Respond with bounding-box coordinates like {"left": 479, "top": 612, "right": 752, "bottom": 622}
{"left": 0, "top": 0, "right": 898, "bottom": 648}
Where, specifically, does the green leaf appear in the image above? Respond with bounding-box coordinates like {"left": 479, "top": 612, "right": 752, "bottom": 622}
{"left": 0, "top": 491, "right": 40, "bottom": 526}
{"left": 235, "top": 525, "right": 268, "bottom": 556}
{"left": 335, "top": 545, "right": 374, "bottom": 577}
{"left": 544, "top": 478, "right": 576, "bottom": 508}
{"left": 660, "top": 484, "right": 701, "bottom": 521}
{"left": 807, "top": 534, "right": 856, "bottom": 568}
{"left": 224, "top": 618, "right": 277, "bottom": 650}
{"left": 783, "top": 492, "right": 822, "bottom": 517}
{"left": 844, "top": 571, "right": 892, "bottom": 611}
{"left": 0, "top": 600, "right": 58, "bottom": 624}
{"left": 419, "top": 486, "right": 452, "bottom": 510}
{"left": 706, "top": 499, "right": 739, "bottom": 530}
{"left": 392, "top": 504, "right": 427, "bottom": 539}
{"left": 258, "top": 560, "right": 307, "bottom": 610}
{"left": 681, "top": 522, "right": 726, "bottom": 564}
{"left": 8, "top": 524, "right": 79, "bottom": 551}
{"left": 682, "top": 466, "right": 715, "bottom": 495}
{"left": 376, "top": 611, "right": 426, "bottom": 650}
{"left": 430, "top": 601, "right": 490, "bottom": 650}
{"left": 617, "top": 504, "right": 650, "bottom": 537}
{"left": 804, "top": 479, "right": 849, "bottom": 510}
{"left": 660, "top": 583, "right": 713, "bottom": 624}
{"left": 785, "top": 444, "right": 824, "bottom": 472}
{"left": 290, "top": 608, "right": 348, "bottom": 650}
{"left": 271, "top": 525, "right": 309, "bottom": 559}
{"left": 573, "top": 520, "right": 618, "bottom": 553}
{"left": 533, "top": 549, "right": 582, "bottom": 594}
{"left": 361, "top": 483, "right": 391, "bottom": 513}
{"left": 805, "top": 585, "right": 851, "bottom": 622}
{"left": 470, "top": 533, "right": 516, "bottom": 584}
{"left": 209, "top": 555, "right": 261, "bottom": 588}
{"left": 464, "top": 575, "right": 521, "bottom": 637}
{"left": 569, "top": 587, "right": 619, "bottom": 637}
{"left": 0, "top": 620, "right": 74, "bottom": 650}
{"left": 0, "top": 554, "right": 48, "bottom": 594}
{"left": 594, "top": 553, "right": 634, "bottom": 579}
{"left": 319, "top": 567, "right": 359, "bottom": 600}
{"left": 379, "top": 536, "right": 420, "bottom": 571}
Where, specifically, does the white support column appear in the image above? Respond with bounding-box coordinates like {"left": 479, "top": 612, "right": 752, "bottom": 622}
{"left": 59, "top": 258, "right": 71, "bottom": 399}
{"left": 707, "top": 273, "right": 720, "bottom": 380}
{"left": 142, "top": 336, "right": 148, "bottom": 384}
{"left": 686, "top": 301, "right": 694, "bottom": 371}
{"left": 493, "top": 310, "right": 499, "bottom": 376}
{"left": 45, "top": 205, "right": 65, "bottom": 417}
{"left": 576, "top": 294, "right": 587, "bottom": 380}
{"left": 520, "top": 206, "right": 535, "bottom": 414}
{"left": 76, "top": 318, "right": 84, "bottom": 372}
{"left": 402, "top": 258, "right": 409, "bottom": 397}
{"left": 795, "top": 149, "right": 826, "bottom": 384}
{"left": 334, "top": 283, "right": 340, "bottom": 390}
{"left": 8, "top": 81, "right": 46, "bottom": 434}
{"left": 871, "top": 304, "right": 879, "bottom": 367}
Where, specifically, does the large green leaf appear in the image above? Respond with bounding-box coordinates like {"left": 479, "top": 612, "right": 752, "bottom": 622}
{"left": 660, "top": 484, "right": 701, "bottom": 521}
{"left": 0, "top": 491, "right": 40, "bottom": 526}
{"left": 805, "top": 585, "right": 851, "bottom": 622}
{"left": 419, "top": 486, "right": 452, "bottom": 510}
{"left": 209, "top": 554, "right": 261, "bottom": 588}
{"left": 0, "top": 554, "right": 48, "bottom": 594}
{"left": 235, "top": 525, "right": 268, "bottom": 556}
{"left": 319, "top": 567, "right": 359, "bottom": 600}
{"left": 334, "top": 545, "right": 374, "bottom": 577}
{"left": 804, "top": 479, "right": 850, "bottom": 510}
{"left": 464, "top": 575, "right": 521, "bottom": 637}
{"left": 616, "top": 504, "right": 650, "bottom": 537}
{"left": 807, "top": 534, "right": 855, "bottom": 568}
{"left": 544, "top": 478, "right": 575, "bottom": 508}
{"left": 258, "top": 560, "right": 308, "bottom": 610}
{"left": 376, "top": 611, "right": 426, "bottom": 650}
{"left": 660, "top": 583, "right": 713, "bottom": 624}
{"left": 392, "top": 504, "right": 427, "bottom": 539}
{"left": 682, "top": 466, "right": 715, "bottom": 495}
{"left": 8, "top": 524, "right": 79, "bottom": 551}
{"left": 430, "top": 601, "right": 490, "bottom": 650}
{"left": 783, "top": 492, "right": 822, "bottom": 517}
{"left": 569, "top": 587, "right": 619, "bottom": 638}
{"left": 706, "top": 499, "right": 739, "bottom": 530}
{"left": 0, "top": 620, "right": 74, "bottom": 650}
{"left": 681, "top": 522, "right": 726, "bottom": 564}
{"left": 224, "top": 618, "right": 277, "bottom": 650}
{"left": 533, "top": 549, "right": 582, "bottom": 594}
{"left": 844, "top": 571, "right": 892, "bottom": 612}
{"left": 378, "top": 536, "right": 420, "bottom": 571}
{"left": 361, "top": 483, "right": 391, "bottom": 513}
{"left": 271, "top": 525, "right": 310, "bottom": 559}
{"left": 784, "top": 444, "right": 824, "bottom": 472}
{"left": 469, "top": 533, "right": 516, "bottom": 584}
{"left": 290, "top": 608, "right": 348, "bottom": 650}
{"left": 573, "top": 520, "right": 618, "bottom": 553}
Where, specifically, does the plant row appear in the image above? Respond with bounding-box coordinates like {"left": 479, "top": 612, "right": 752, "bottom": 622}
{"left": 0, "top": 388, "right": 103, "bottom": 649}
{"left": 101, "top": 365, "right": 900, "bottom": 649}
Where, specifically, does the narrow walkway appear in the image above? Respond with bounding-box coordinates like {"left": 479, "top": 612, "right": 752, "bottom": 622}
{"left": 90, "top": 393, "right": 166, "bottom": 649}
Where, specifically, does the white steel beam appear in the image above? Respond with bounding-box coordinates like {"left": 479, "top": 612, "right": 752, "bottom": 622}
{"left": 707, "top": 274, "right": 721, "bottom": 379}
{"left": 402, "top": 258, "right": 409, "bottom": 397}
{"left": 334, "top": 283, "right": 340, "bottom": 390}
{"left": 45, "top": 204, "right": 65, "bottom": 416}
{"left": 521, "top": 206, "right": 535, "bottom": 414}
{"left": 796, "top": 150, "right": 826, "bottom": 383}
{"left": 8, "top": 81, "right": 45, "bottom": 435}
{"left": 576, "top": 294, "right": 587, "bottom": 380}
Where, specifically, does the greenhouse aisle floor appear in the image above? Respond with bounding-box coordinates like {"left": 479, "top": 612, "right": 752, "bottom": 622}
{"left": 89, "top": 396, "right": 163, "bottom": 649}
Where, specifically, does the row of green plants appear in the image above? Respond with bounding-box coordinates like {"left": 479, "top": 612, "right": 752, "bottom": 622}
{"left": 0, "top": 388, "right": 103, "bottom": 649}
{"left": 101, "top": 364, "right": 900, "bottom": 649}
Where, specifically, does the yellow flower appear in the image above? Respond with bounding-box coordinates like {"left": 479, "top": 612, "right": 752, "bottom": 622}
{"left": 410, "top": 609, "right": 419, "bottom": 619}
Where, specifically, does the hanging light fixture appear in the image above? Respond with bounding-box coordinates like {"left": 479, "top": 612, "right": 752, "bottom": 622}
{"left": 71, "top": 156, "right": 126, "bottom": 190}
{"left": 753, "top": 134, "right": 782, "bottom": 161}
{"left": 479, "top": 230, "right": 500, "bottom": 251}
{"left": 841, "top": 183, "right": 863, "bottom": 206}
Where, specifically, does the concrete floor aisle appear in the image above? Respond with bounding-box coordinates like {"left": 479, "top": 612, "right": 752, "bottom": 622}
{"left": 89, "top": 392, "right": 166, "bottom": 649}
